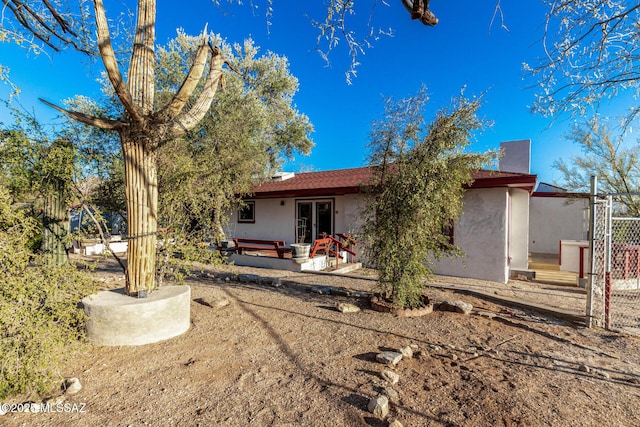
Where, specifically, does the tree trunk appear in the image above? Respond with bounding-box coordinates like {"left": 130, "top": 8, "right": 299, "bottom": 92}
{"left": 122, "top": 133, "right": 158, "bottom": 296}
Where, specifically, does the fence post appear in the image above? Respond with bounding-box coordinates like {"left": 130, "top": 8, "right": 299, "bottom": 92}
{"left": 604, "top": 195, "right": 613, "bottom": 329}
{"left": 586, "top": 176, "right": 597, "bottom": 328}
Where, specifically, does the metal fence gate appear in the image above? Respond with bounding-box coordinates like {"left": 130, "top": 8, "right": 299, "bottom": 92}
{"left": 589, "top": 185, "right": 640, "bottom": 334}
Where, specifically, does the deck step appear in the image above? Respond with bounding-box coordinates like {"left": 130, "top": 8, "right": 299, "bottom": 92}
{"left": 533, "top": 270, "right": 579, "bottom": 285}
{"left": 529, "top": 262, "right": 560, "bottom": 271}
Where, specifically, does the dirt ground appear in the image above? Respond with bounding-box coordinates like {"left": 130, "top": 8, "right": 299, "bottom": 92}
{"left": 4, "top": 256, "right": 640, "bottom": 427}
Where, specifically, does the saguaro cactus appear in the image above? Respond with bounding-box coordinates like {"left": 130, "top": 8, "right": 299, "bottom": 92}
{"left": 41, "top": 139, "right": 74, "bottom": 265}
{"left": 42, "top": 182, "right": 69, "bottom": 265}
{"left": 41, "top": 0, "right": 228, "bottom": 296}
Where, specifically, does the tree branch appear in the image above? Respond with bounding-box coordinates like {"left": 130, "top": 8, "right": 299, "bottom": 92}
{"left": 39, "top": 98, "right": 126, "bottom": 130}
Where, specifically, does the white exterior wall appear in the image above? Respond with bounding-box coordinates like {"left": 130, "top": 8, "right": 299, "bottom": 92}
{"left": 434, "top": 188, "right": 510, "bottom": 283}
{"left": 529, "top": 196, "right": 589, "bottom": 254}
{"left": 342, "top": 194, "right": 366, "bottom": 235}
{"left": 229, "top": 195, "right": 366, "bottom": 250}
{"left": 230, "top": 189, "right": 519, "bottom": 283}
{"left": 231, "top": 198, "right": 296, "bottom": 243}
{"left": 509, "top": 188, "right": 530, "bottom": 270}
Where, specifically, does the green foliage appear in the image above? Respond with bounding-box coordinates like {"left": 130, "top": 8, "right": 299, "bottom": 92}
{"left": 1, "top": 110, "right": 80, "bottom": 263}
{"left": 362, "top": 87, "right": 495, "bottom": 309}
{"left": 0, "top": 186, "right": 98, "bottom": 399}
{"left": 0, "top": 128, "right": 41, "bottom": 201}
{"left": 83, "top": 33, "right": 315, "bottom": 284}
{"left": 554, "top": 118, "right": 640, "bottom": 216}
{"left": 154, "top": 34, "right": 313, "bottom": 273}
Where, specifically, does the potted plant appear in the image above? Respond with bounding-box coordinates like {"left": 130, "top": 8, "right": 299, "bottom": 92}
{"left": 291, "top": 219, "right": 311, "bottom": 260}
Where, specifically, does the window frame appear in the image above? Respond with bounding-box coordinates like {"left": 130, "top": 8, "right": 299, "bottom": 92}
{"left": 237, "top": 201, "right": 256, "bottom": 224}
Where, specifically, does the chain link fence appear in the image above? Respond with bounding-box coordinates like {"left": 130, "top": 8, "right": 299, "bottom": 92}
{"left": 589, "top": 193, "right": 640, "bottom": 334}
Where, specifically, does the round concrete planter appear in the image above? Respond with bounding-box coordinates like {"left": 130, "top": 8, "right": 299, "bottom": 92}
{"left": 82, "top": 285, "right": 190, "bottom": 346}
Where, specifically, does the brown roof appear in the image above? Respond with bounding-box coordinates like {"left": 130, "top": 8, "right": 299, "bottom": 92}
{"left": 249, "top": 166, "right": 537, "bottom": 199}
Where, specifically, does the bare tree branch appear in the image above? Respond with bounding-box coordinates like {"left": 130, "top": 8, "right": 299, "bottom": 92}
{"left": 1, "top": 0, "right": 93, "bottom": 54}
{"left": 528, "top": 1, "right": 640, "bottom": 131}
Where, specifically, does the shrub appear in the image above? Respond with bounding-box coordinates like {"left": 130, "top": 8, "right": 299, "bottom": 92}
{"left": 0, "top": 187, "right": 97, "bottom": 399}
{"left": 362, "top": 89, "right": 495, "bottom": 309}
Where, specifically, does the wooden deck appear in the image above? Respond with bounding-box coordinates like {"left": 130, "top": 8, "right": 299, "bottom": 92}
{"left": 529, "top": 252, "right": 579, "bottom": 286}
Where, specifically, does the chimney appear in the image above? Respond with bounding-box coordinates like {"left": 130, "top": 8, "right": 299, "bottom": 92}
{"left": 499, "top": 139, "right": 531, "bottom": 174}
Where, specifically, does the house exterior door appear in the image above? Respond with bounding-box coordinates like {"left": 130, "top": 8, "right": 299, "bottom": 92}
{"left": 296, "top": 199, "right": 333, "bottom": 243}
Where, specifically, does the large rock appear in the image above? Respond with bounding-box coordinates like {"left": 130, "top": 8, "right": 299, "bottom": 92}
{"left": 381, "top": 369, "right": 399, "bottom": 385}
{"left": 197, "top": 296, "right": 230, "bottom": 309}
{"left": 437, "top": 300, "right": 473, "bottom": 315}
{"left": 337, "top": 303, "right": 361, "bottom": 313}
{"left": 368, "top": 395, "right": 389, "bottom": 418}
{"left": 376, "top": 351, "right": 403, "bottom": 366}
{"left": 63, "top": 377, "right": 82, "bottom": 395}
{"left": 384, "top": 387, "right": 400, "bottom": 403}
{"left": 399, "top": 345, "right": 413, "bottom": 358}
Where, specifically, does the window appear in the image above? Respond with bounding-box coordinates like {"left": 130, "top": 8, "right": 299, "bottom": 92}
{"left": 238, "top": 201, "right": 255, "bottom": 223}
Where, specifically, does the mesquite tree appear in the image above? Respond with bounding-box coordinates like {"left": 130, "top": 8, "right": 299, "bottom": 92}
{"left": 362, "top": 87, "right": 495, "bottom": 309}
{"left": 41, "top": 0, "right": 229, "bottom": 296}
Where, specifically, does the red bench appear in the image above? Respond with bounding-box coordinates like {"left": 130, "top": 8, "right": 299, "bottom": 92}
{"left": 233, "top": 238, "right": 290, "bottom": 259}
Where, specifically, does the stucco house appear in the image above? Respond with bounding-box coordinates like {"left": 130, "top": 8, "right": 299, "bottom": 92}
{"left": 230, "top": 140, "right": 541, "bottom": 283}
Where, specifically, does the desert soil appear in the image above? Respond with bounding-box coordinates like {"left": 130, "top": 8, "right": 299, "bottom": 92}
{"left": 3, "top": 256, "right": 640, "bottom": 427}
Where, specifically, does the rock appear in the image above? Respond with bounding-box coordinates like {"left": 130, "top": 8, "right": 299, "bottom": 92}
{"left": 399, "top": 345, "right": 413, "bottom": 358}
{"left": 43, "top": 395, "right": 66, "bottom": 406}
{"left": 376, "top": 351, "right": 403, "bottom": 366}
{"left": 257, "top": 277, "right": 282, "bottom": 287}
{"left": 238, "top": 274, "right": 260, "bottom": 283}
{"left": 384, "top": 387, "right": 400, "bottom": 403}
{"left": 311, "top": 286, "right": 333, "bottom": 295}
{"left": 579, "top": 364, "right": 591, "bottom": 373}
{"left": 367, "top": 395, "right": 389, "bottom": 418}
{"left": 331, "top": 287, "right": 351, "bottom": 297}
{"left": 437, "top": 300, "right": 473, "bottom": 315}
{"left": 337, "top": 302, "right": 361, "bottom": 313}
{"left": 381, "top": 369, "right": 400, "bottom": 385}
{"left": 63, "top": 377, "right": 82, "bottom": 395}
{"left": 352, "top": 291, "right": 371, "bottom": 298}
{"left": 269, "top": 278, "right": 282, "bottom": 288}
{"left": 388, "top": 418, "right": 404, "bottom": 427}
{"left": 197, "top": 296, "right": 230, "bottom": 309}
{"left": 593, "top": 369, "right": 610, "bottom": 379}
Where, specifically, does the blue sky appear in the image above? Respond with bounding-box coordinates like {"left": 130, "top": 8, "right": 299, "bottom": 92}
{"left": 0, "top": 1, "right": 633, "bottom": 184}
